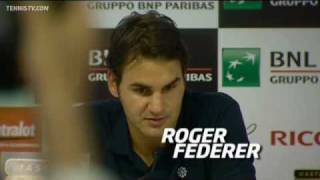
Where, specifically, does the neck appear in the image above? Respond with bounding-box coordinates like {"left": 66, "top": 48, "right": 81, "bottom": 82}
{"left": 128, "top": 127, "right": 163, "bottom": 167}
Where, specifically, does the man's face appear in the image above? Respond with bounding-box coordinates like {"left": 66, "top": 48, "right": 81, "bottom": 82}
{"left": 109, "top": 57, "right": 185, "bottom": 139}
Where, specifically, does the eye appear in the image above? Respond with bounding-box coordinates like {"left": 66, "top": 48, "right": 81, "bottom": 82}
{"left": 133, "top": 87, "right": 152, "bottom": 96}
{"left": 163, "top": 82, "right": 178, "bottom": 93}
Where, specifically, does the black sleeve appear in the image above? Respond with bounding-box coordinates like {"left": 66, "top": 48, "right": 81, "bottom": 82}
{"left": 206, "top": 97, "right": 256, "bottom": 180}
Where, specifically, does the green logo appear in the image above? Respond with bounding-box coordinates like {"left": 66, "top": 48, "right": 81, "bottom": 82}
{"left": 224, "top": 0, "right": 263, "bottom": 10}
{"left": 222, "top": 48, "right": 260, "bottom": 87}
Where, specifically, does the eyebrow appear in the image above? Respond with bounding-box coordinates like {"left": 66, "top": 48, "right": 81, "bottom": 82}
{"left": 129, "top": 77, "right": 181, "bottom": 90}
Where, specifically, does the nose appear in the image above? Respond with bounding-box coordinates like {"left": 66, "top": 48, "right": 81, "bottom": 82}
{"left": 148, "top": 92, "right": 165, "bottom": 116}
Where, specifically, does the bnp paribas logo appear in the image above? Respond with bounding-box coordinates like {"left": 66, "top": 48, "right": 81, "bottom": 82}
{"left": 224, "top": 0, "right": 263, "bottom": 10}
{"left": 222, "top": 48, "right": 260, "bottom": 87}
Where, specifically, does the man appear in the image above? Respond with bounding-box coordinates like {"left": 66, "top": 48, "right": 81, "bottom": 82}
{"left": 92, "top": 11, "right": 256, "bottom": 180}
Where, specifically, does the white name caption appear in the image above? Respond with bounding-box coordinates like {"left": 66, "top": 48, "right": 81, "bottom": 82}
{"left": 161, "top": 128, "right": 261, "bottom": 159}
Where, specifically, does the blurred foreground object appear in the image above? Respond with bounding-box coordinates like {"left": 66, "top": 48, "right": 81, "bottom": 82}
{"left": 19, "top": 1, "right": 115, "bottom": 179}
{"left": 0, "top": 1, "right": 34, "bottom": 106}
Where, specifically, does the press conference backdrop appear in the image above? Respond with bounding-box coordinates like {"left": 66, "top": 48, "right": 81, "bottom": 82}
{"left": 1, "top": 1, "right": 320, "bottom": 180}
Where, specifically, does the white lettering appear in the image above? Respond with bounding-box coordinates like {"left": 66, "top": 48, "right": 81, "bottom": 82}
{"left": 173, "top": 144, "right": 186, "bottom": 158}
{"left": 270, "top": 0, "right": 318, "bottom": 7}
{"left": 161, "top": 128, "right": 175, "bottom": 143}
{"left": 0, "top": 121, "right": 35, "bottom": 138}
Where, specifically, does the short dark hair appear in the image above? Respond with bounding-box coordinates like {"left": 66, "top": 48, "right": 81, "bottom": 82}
{"left": 106, "top": 11, "right": 189, "bottom": 83}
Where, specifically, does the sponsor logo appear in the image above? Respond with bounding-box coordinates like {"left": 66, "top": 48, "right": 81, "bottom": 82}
{"left": 295, "top": 169, "right": 320, "bottom": 179}
{"left": 222, "top": 48, "right": 260, "bottom": 87}
{"left": 270, "top": 51, "right": 320, "bottom": 84}
{"left": 87, "top": 1, "right": 215, "bottom": 11}
{"left": 88, "top": 49, "right": 108, "bottom": 82}
{"left": 186, "top": 68, "right": 213, "bottom": 82}
{"left": 269, "top": 0, "right": 319, "bottom": 7}
{"left": 271, "top": 130, "right": 320, "bottom": 146}
{"left": 0, "top": 121, "right": 35, "bottom": 138}
{"left": 163, "top": 1, "right": 215, "bottom": 10}
{"left": 224, "top": 0, "right": 263, "bottom": 10}
{"left": 87, "top": 1, "right": 135, "bottom": 10}
{"left": 5, "top": 158, "right": 46, "bottom": 176}
{"left": 88, "top": 72, "right": 108, "bottom": 82}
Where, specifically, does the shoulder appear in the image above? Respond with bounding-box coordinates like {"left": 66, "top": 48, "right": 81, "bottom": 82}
{"left": 182, "top": 91, "right": 241, "bottom": 127}
{"left": 80, "top": 99, "right": 123, "bottom": 130}
{"left": 83, "top": 99, "right": 121, "bottom": 119}
{"left": 89, "top": 99, "right": 122, "bottom": 113}
{"left": 184, "top": 90, "right": 239, "bottom": 111}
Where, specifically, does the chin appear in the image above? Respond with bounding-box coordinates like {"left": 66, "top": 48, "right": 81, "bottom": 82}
{"left": 143, "top": 127, "right": 165, "bottom": 139}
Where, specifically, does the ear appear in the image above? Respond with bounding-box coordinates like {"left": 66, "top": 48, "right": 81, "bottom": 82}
{"left": 107, "top": 70, "right": 119, "bottom": 98}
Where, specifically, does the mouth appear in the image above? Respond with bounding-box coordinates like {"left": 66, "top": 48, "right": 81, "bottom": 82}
{"left": 144, "top": 116, "right": 168, "bottom": 127}
{"left": 145, "top": 117, "right": 166, "bottom": 121}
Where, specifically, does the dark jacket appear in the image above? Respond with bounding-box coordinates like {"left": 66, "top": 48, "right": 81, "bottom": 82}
{"left": 91, "top": 91, "right": 256, "bottom": 180}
